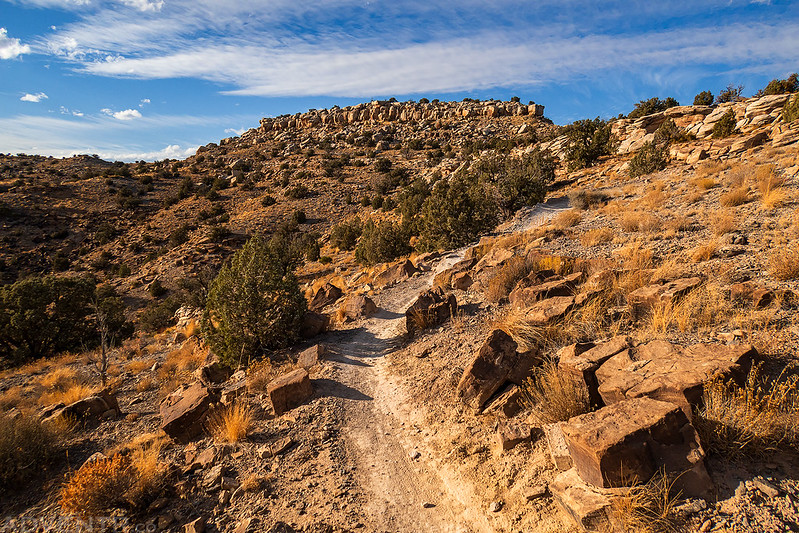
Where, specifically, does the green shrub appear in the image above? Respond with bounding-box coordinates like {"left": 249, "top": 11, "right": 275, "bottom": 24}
{"left": 203, "top": 235, "right": 306, "bottom": 367}
{"left": 290, "top": 209, "right": 306, "bottom": 225}
{"left": 0, "top": 275, "right": 95, "bottom": 364}
{"left": 471, "top": 148, "right": 556, "bottom": 218}
{"left": 261, "top": 195, "right": 276, "bottom": 207}
{"left": 374, "top": 157, "right": 392, "bottom": 173}
{"left": 330, "top": 220, "right": 362, "bottom": 251}
{"left": 653, "top": 118, "right": 690, "bottom": 144}
{"left": 712, "top": 110, "right": 737, "bottom": 138}
{"left": 627, "top": 97, "right": 679, "bottom": 119}
{"left": 168, "top": 223, "right": 191, "bottom": 247}
{"left": 355, "top": 219, "right": 411, "bottom": 265}
{"left": 564, "top": 118, "right": 617, "bottom": 171}
{"left": 628, "top": 142, "right": 670, "bottom": 178}
{"left": 139, "top": 296, "right": 180, "bottom": 332}
{"left": 417, "top": 171, "right": 498, "bottom": 251}
{"left": 693, "top": 91, "right": 714, "bottom": 106}
{"left": 759, "top": 73, "right": 798, "bottom": 96}
{"left": 285, "top": 184, "right": 310, "bottom": 199}
{"left": 783, "top": 94, "right": 799, "bottom": 123}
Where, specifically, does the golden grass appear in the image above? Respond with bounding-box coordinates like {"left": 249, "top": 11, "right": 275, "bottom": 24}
{"left": 39, "top": 383, "right": 96, "bottom": 407}
{"left": 551, "top": 209, "right": 582, "bottom": 229}
{"left": 248, "top": 359, "right": 293, "bottom": 392}
{"left": 611, "top": 469, "right": 683, "bottom": 533}
{"left": 757, "top": 164, "right": 788, "bottom": 209}
{"left": 60, "top": 454, "right": 133, "bottom": 517}
{"left": 690, "top": 241, "right": 718, "bottom": 263}
{"left": 0, "top": 385, "right": 28, "bottom": 411}
{"left": 484, "top": 255, "right": 535, "bottom": 303}
{"left": 0, "top": 413, "right": 68, "bottom": 485}
{"left": 38, "top": 367, "right": 78, "bottom": 390}
{"left": 648, "top": 284, "right": 729, "bottom": 334}
{"left": 696, "top": 363, "right": 799, "bottom": 459}
{"left": 614, "top": 242, "right": 654, "bottom": 270}
{"left": 711, "top": 210, "right": 737, "bottom": 235}
{"left": 619, "top": 212, "right": 641, "bottom": 232}
{"left": 520, "top": 360, "right": 591, "bottom": 424}
{"left": 720, "top": 186, "right": 750, "bottom": 207}
{"left": 135, "top": 378, "right": 156, "bottom": 393}
{"left": 668, "top": 215, "right": 692, "bottom": 233}
{"left": 695, "top": 159, "right": 730, "bottom": 179}
{"left": 726, "top": 162, "right": 755, "bottom": 187}
{"left": 126, "top": 359, "right": 154, "bottom": 373}
{"left": 206, "top": 403, "right": 253, "bottom": 443}
{"left": 693, "top": 176, "right": 717, "bottom": 190}
{"left": 769, "top": 245, "right": 799, "bottom": 280}
{"left": 157, "top": 337, "right": 207, "bottom": 396}
{"left": 581, "top": 227, "right": 615, "bottom": 246}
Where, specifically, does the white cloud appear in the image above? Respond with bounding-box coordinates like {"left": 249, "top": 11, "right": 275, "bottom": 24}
{"left": 120, "top": 0, "right": 164, "bottom": 12}
{"left": 102, "top": 108, "right": 143, "bottom": 120}
{"left": 20, "top": 92, "right": 49, "bottom": 102}
{"left": 224, "top": 127, "right": 247, "bottom": 136}
{"left": 0, "top": 28, "right": 31, "bottom": 59}
{"left": 60, "top": 106, "right": 83, "bottom": 116}
{"left": 139, "top": 98, "right": 150, "bottom": 107}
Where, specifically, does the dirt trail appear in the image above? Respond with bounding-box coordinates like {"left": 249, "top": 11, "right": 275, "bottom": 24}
{"left": 320, "top": 201, "right": 569, "bottom": 532}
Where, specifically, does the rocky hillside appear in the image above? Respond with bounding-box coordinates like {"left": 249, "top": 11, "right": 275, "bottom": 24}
{"left": 1, "top": 90, "right": 799, "bottom": 532}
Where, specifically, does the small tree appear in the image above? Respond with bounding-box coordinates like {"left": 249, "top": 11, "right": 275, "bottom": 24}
{"left": 627, "top": 97, "right": 679, "bottom": 119}
{"left": 758, "top": 73, "right": 799, "bottom": 96}
{"left": 564, "top": 118, "right": 617, "bottom": 171}
{"left": 712, "top": 110, "right": 737, "bottom": 138}
{"left": 354, "top": 219, "right": 411, "bottom": 265}
{"left": 693, "top": 91, "right": 714, "bottom": 106}
{"left": 783, "top": 94, "right": 799, "bottom": 122}
{"left": 716, "top": 84, "right": 744, "bottom": 104}
{"left": 202, "top": 235, "right": 306, "bottom": 368}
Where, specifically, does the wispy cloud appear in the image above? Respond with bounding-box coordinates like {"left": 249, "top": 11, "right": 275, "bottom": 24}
{"left": 102, "top": 107, "right": 142, "bottom": 120}
{"left": 0, "top": 28, "right": 31, "bottom": 59}
{"left": 20, "top": 92, "right": 48, "bottom": 102}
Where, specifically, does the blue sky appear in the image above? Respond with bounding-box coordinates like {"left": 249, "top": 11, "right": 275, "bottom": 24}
{"left": 1, "top": 0, "right": 798, "bottom": 161}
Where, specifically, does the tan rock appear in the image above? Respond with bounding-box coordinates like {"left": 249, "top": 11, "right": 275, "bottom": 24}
{"left": 561, "top": 397, "right": 712, "bottom": 498}
{"left": 340, "top": 294, "right": 378, "bottom": 321}
{"left": 297, "top": 344, "right": 326, "bottom": 369}
{"left": 550, "top": 468, "right": 615, "bottom": 531}
{"left": 525, "top": 296, "right": 575, "bottom": 325}
{"left": 544, "top": 422, "right": 573, "bottom": 472}
{"left": 456, "top": 329, "right": 518, "bottom": 409}
{"left": 405, "top": 286, "right": 457, "bottom": 337}
{"left": 309, "top": 283, "right": 342, "bottom": 312}
{"left": 267, "top": 369, "right": 313, "bottom": 415}
{"left": 558, "top": 337, "right": 631, "bottom": 406}
{"left": 160, "top": 382, "right": 216, "bottom": 443}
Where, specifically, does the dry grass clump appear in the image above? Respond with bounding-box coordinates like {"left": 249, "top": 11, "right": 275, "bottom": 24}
{"left": 248, "top": 359, "right": 292, "bottom": 391}
{"left": 696, "top": 364, "right": 799, "bottom": 459}
{"left": 690, "top": 241, "right": 718, "bottom": 262}
{"left": 756, "top": 164, "right": 788, "bottom": 209}
{"left": 0, "top": 414, "right": 66, "bottom": 486}
{"left": 619, "top": 212, "right": 642, "bottom": 232}
{"left": 693, "top": 176, "right": 717, "bottom": 190}
{"left": 521, "top": 360, "right": 591, "bottom": 424}
{"left": 611, "top": 470, "right": 683, "bottom": 533}
{"left": 551, "top": 209, "right": 582, "bottom": 229}
{"left": 720, "top": 186, "right": 750, "bottom": 207}
{"left": 39, "top": 383, "right": 96, "bottom": 407}
{"left": 769, "top": 245, "right": 799, "bottom": 280}
{"left": 711, "top": 210, "right": 737, "bottom": 235}
{"left": 581, "top": 227, "right": 615, "bottom": 246}
{"left": 157, "top": 337, "right": 207, "bottom": 397}
{"left": 568, "top": 189, "right": 608, "bottom": 210}
{"left": 695, "top": 159, "right": 730, "bottom": 179}
{"left": 206, "top": 403, "right": 253, "bottom": 443}
{"left": 484, "top": 255, "right": 535, "bottom": 303}
{"left": 614, "top": 242, "right": 654, "bottom": 270}
{"left": 649, "top": 284, "right": 729, "bottom": 334}
{"left": 126, "top": 358, "right": 154, "bottom": 373}
{"left": 0, "top": 385, "right": 29, "bottom": 411}
{"left": 668, "top": 215, "right": 692, "bottom": 233}
{"left": 61, "top": 437, "right": 168, "bottom": 516}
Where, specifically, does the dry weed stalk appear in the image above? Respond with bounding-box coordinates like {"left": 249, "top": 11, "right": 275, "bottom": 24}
{"left": 720, "top": 186, "right": 749, "bottom": 207}
{"left": 521, "top": 360, "right": 591, "bottom": 424}
{"left": 611, "top": 469, "right": 683, "bottom": 533}
{"left": 484, "top": 255, "right": 535, "bottom": 303}
{"left": 690, "top": 241, "right": 718, "bottom": 262}
{"left": 696, "top": 363, "right": 799, "bottom": 458}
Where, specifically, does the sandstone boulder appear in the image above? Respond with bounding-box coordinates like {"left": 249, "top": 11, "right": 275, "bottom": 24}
{"left": 495, "top": 421, "right": 532, "bottom": 454}
{"left": 550, "top": 468, "right": 616, "bottom": 531}
{"left": 267, "top": 369, "right": 313, "bottom": 415}
{"left": 627, "top": 277, "right": 702, "bottom": 316}
{"left": 300, "top": 311, "right": 329, "bottom": 338}
{"left": 297, "top": 344, "right": 326, "bottom": 369}
{"left": 405, "top": 286, "right": 457, "bottom": 337}
{"left": 309, "top": 283, "right": 343, "bottom": 312}
{"left": 220, "top": 370, "right": 247, "bottom": 405}
{"left": 456, "top": 329, "right": 518, "bottom": 409}
{"left": 484, "top": 384, "right": 524, "bottom": 418}
{"left": 340, "top": 294, "right": 378, "bottom": 321}
{"left": 160, "top": 382, "right": 217, "bottom": 443}
{"left": 596, "top": 341, "right": 756, "bottom": 415}
{"left": 44, "top": 388, "right": 121, "bottom": 424}
{"left": 509, "top": 272, "right": 582, "bottom": 308}
{"left": 544, "top": 422, "right": 573, "bottom": 472}
{"left": 560, "top": 397, "right": 712, "bottom": 498}
{"left": 525, "top": 296, "right": 575, "bottom": 325}
{"left": 196, "top": 360, "right": 232, "bottom": 385}
{"left": 452, "top": 271, "right": 473, "bottom": 291}
{"left": 374, "top": 259, "right": 418, "bottom": 288}
{"left": 558, "top": 337, "right": 631, "bottom": 407}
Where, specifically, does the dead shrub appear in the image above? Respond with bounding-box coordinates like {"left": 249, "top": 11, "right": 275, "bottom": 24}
{"left": 695, "top": 159, "right": 729, "bottom": 179}
{"left": 60, "top": 454, "right": 134, "bottom": 516}
{"left": 248, "top": 358, "right": 292, "bottom": 392}
{"left": 696, "top": 364, "right": 799, "bottom": 459}
{"left": 126, "top": 359, "right": 154, "bottom": 373}
{"left": 619, "top": 212, "right": 642, "bottom": 232}
{"left": 711, "top": 211, "right": 736, "bottom": 235}
{"left": 39, "top": 383, "right": 96, "bottom": 407}
{"left": 484, "top": 256, "right": 535, "bottom": 303}
{"left": 649, "top": 284, "right": 729, "bottom": 334}
{"left": 757, "top": 164, "right": 787, "bottom": 209}
{"left": 720, "top": 187, "right": 749, "bottom": 207}
{"left": 693, "top": 177, "right": 717, "bottom": 190}
{"left": 611, "top": 469, "right": 683, "bottom": 533}
{"left": 581, "top": 227, "right": 615, "bottom": 246}
{"left": 206, "top": 402, "right": 253, "bottom": 443}
{"left": 568, "top": 189, "right": 608, "bottom": 210}
{"left": 0, "top": 414, "right": 65, "bottom": 486}
{"left": 615, "top": 242, "right": 654, "bottom": 270}
{"left": 521, "top": 360, "right": 591, "bottom": 424}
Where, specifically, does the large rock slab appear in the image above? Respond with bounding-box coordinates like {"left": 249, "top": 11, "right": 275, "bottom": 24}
{"left": 550, "top": 468, "right": 616, "bottom": 531}
{"left": 405, "top": 286, "right": 457, "bottom": 337}
{"left": 596, "top": 341, "right": 756, "bottom": 414}
{"left": 627, "top": 277, "right": 703, "bottom": 317}
{"left": 309, "top": 283, "right": 343, "bottom": 312}
{"left": 297, "top": 344, "right": 326, "bottom": 369}
{"left": 509, "top": 272, "right": 582, "bottom": 308}
{"left": 160, "top": 382, "right": 216, "bottom": 443}
{"left": 560, "top": 397, "right": 712, "bottom": 498}
{"left": 300, "top": 311, "right": 329, "bottom": 338}
{"left": 456, "top": 329, "right": 518, "bottom": 409}
{"left": 340, "top": 294, "right": 378, "bottom": 321}
{"left": 524, "top": 296, "right": 575, "bottom": 325}
{"left": 267, "top": 369, "right": 313, "bottom": 415}
{"left": 558, "top": 337, "right": 631, "bottom": 407}
{"left": 374, "top": 259, "right": 418, "bottom": 288}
